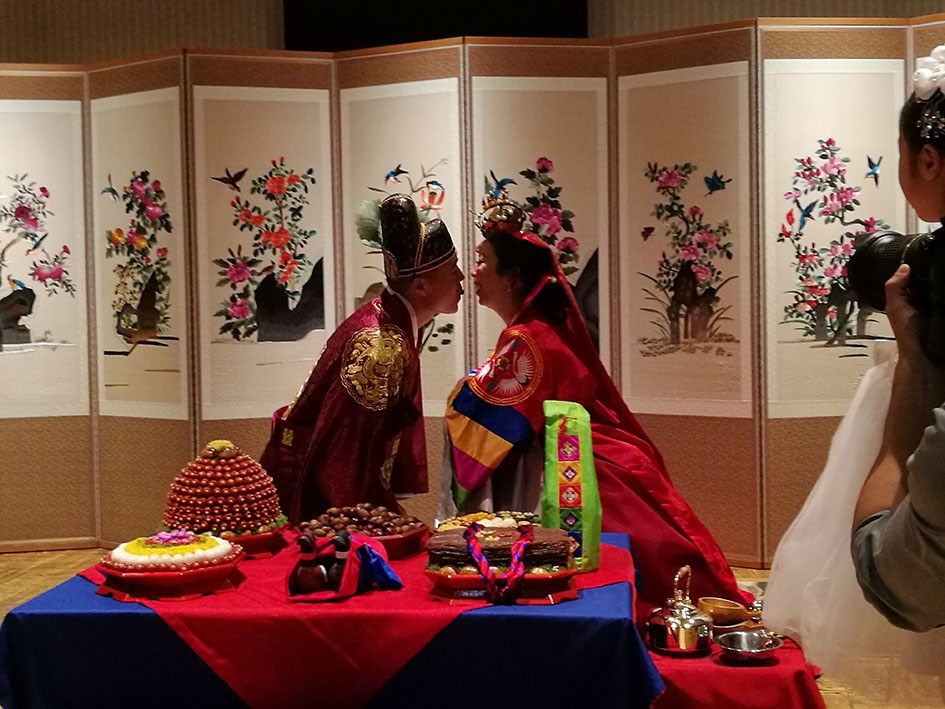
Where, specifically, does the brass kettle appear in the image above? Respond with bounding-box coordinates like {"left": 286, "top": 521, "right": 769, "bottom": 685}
{"left": 647, "top": 565, "right": 712, "bottom": 656}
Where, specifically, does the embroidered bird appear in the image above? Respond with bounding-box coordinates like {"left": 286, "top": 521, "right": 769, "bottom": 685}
{"left": 426, "top": 179, "right": 444, "bottom": 191}
{"left": 794, "top": 199, "right": 818, "bottom": 231}
{"left": 865, "top": 155, "right": 882, "bottom": 186}
{"left": 101, "top": 174, "right": 120, "bottom": 202}
{"left": 704, "top": 170, "right": 732, "bottom": 196}
{"left": 24, "top": 233, "right": 48, "bottom": 255}
{"left": 211, "top": 167, "right": 248, "bottom": 192}
{"left": 384, "top": 164, "right": 408, "bottom": 184}
{"left": 7, "top": 276, "right": 26, "bottom": 290}
{"left": 489, "top": 171, "right": 517, "bottom": 199}
{"left": 641, "top": 226, "right": 655, "bottom": 241}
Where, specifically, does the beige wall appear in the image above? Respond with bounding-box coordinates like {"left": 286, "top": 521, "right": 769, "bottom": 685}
{"left": 0, "top": 0, "right": 283, "bottom": 64}
{"left": 590, "top": 0, "right": 944, "bottom": 38}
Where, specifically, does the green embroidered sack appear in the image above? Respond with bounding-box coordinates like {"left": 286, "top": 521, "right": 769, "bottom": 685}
{"left": 540, "top": 400, "right": 601, "bottom": 572}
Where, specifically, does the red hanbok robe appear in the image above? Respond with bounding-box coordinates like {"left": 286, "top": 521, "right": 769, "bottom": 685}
{"left": 260, "top": 289, "right": 427, "bottom": 524}
{"left": 445, "top": 305, "right": 745, "bottom": 615}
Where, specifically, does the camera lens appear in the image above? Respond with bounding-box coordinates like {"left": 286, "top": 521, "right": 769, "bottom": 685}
{"left": 847, "top": 230, "right": 933, "bottom": 311}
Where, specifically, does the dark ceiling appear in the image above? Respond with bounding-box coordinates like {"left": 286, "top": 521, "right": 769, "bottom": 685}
{"left": 284, "top": 0, "right": 589, "bottom": 52}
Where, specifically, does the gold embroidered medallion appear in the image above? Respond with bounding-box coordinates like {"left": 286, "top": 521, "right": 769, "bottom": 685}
{"left": 340, "top": 325, "right": 410, "bottom": 411}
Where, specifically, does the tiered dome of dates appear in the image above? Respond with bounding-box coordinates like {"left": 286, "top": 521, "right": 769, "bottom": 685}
{"left": 163, "top": 440, "right": 285, "bottom": 537}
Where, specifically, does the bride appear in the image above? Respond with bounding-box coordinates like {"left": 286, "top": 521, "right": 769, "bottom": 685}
{"left": 437, "top": 193, "right": 746, "bottom": 616}
{"left": 764, "top": 47, "right": 945, "bottom": 705}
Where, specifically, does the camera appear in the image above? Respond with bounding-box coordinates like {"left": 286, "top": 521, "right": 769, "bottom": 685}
{"left": 847, "top": 227, "right": 945, "bottom": 363}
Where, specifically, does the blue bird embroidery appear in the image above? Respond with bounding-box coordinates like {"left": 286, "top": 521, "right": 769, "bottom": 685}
{"left": 24, "top": 233, "right": 48, "bottom": 255}
{"left": 384, "top": 164, "right": 408, "bottom": 184}
{"left": 101, "top": 173, "right": 120, "bottom": 202}
{"left": 7, "top": 276, "right": 26, "bottom": 290}
{"left": 794, "top": 199, "right": 817, "bottom": 231}
{"left": 865, "top": 155, "right": 882, "bottom": 186}
{"left": 704, "top": 170, "right": 732, "bottom": 196}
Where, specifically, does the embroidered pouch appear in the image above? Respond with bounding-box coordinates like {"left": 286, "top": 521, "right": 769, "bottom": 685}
{"left": 540, "top": 400, "right": 601, "bottom": 572}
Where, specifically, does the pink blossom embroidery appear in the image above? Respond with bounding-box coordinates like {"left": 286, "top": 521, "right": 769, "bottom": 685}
{"left": 657, "top": 170, "right": 682, "bottom": 189}
{"left": 693, "top": 230, "right": 717, "bottom": 251}
{"left": 227, "top": 261, "right": 251, "bottom": 284}
{"left": 821, "top": 156, "right": 846, "bottom": 176}
{"left": 145, "top": 202, "right": 163, "bottom": 220}
{"left": 227, "top": 298, "right": 250, "bottom": 319}
{"left": 678, "top": 244, "right": 700, "bottom": 261}
{"left": 529, "top": 203, "right": 562, "bottom": 235}
{"left": 32, "top": 264, "right": 63, "bottom": 282}
{"left": 536, "top": 157, "right": 554, "bottom": 172}
{"left": 556, "top": 236, "right": 579, "bottom": 253}
{"left": 691, "top": 263, "right": 711, "bottom": 283}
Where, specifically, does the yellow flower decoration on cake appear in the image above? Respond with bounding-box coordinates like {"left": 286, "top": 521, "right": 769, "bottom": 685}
{"left": 340, "top": 325, "right": 410, "bottom": 411}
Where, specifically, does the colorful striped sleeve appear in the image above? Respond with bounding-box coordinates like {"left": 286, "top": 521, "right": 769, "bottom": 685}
{"left": 446, "top": 381, "right": 534, "bottom": 508}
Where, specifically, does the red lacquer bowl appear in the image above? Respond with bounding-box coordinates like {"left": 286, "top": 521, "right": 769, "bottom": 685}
{"left": 373, "top": 524, "right": 430, "bottom": 560}
{"left": 228, "top": 525, "right": 288, "bottom": 557}
{"left": 424, "top": 566, "right": 578, "bottom": 605}
{"left": 94, "top": 550, "right": 245, "bottom": 602}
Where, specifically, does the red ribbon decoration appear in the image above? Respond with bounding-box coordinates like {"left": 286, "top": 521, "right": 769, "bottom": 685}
{"left": 462, "top": 522, "right": 535, "bottom": 603}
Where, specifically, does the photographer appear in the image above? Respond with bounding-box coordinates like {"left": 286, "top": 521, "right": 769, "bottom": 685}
{"left": 851, "top": 48, "right": 945, "bottom": 632}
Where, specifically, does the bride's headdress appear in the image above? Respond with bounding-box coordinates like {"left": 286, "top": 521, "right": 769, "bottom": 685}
{"left": 914, "top": 45, "right": 945, "bottom": 141}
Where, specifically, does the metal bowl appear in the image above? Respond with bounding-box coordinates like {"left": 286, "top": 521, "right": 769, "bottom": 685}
{"left": 715, "top": 630, "right": 783, "bottom": 663}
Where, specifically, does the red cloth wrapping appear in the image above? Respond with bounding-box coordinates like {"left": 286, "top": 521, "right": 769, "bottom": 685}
{"left": 650, "top": 638, "right": 825, "bottom": 709}
{"left": 80, "top": 539, "right": 636, "bottom": 709}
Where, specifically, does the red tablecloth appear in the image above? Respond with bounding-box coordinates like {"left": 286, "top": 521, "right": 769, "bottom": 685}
{"left": 80, "top": 538, "right": 637, "bottom": 709}
{"left": 650, "top": 637, "right": 825, "bottom": 708}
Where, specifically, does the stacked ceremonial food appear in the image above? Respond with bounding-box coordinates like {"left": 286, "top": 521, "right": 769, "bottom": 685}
{"left": 436, "top": 510, "right": 537, "bottom": 532}
{"left": 99, "top": 529, "right": 242, "bottom": 573}
{"left": 426, "top": 517, "right": 575, "bottom": 576}
{"left": 163, "top": 440, "right": 286, "bottom": 538}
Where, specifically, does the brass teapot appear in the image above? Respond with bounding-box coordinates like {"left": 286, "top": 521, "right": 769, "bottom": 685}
{"left": 647, "top": 565, "right": 712, "bottom": 656}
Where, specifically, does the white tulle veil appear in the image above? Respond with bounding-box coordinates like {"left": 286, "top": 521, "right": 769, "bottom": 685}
{"left": 764, "top": 343, "right": 945, "bottom": 705}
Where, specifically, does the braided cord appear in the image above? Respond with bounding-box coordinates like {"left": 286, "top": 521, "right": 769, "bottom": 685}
{"left": 462, "top": 522, "right": 535, "bottom": 602}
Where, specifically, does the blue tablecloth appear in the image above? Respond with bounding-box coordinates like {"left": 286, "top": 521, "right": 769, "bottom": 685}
{"left": 0, "top": 533, "right": 662, "bottom": 708}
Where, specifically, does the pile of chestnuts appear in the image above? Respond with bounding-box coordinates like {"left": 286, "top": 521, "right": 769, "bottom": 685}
{"left": 298, "top": 503, "right": 425, "bottom": 538}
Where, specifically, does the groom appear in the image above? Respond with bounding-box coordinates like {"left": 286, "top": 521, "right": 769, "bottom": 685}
{"left": 260, "top": 194, "right": 463, "bottom": 524}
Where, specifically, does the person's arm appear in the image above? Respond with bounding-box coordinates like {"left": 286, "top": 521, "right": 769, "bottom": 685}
{"left": 850, "top": 265, "right": 945, "bottom": 631}
{"left": 853, "top": 264, "right": 945, "bottom": 526}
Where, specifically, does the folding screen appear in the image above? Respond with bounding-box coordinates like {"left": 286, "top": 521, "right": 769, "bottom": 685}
{"left": 337, "top": 39, "right": 465, "bottom": 524}
{"left": 0, "top": 65, "right": 92, "bottom": 549}
{"left": 3, "top": 19, "right": 943, "bottom": 563}
{"left": 88, "top": 54, "right": 192, "bottom": 544}
{"left": 759, "top": 21, "right": 908, "bottom": 562}
{"left": 188, "top": 50, "right": 335, "bottom": 459}
{"left": 616, "top": 25, "right": 759, "bottom": 566}
{"left": 467, "top": 39, "right": 611, "bottom": 370}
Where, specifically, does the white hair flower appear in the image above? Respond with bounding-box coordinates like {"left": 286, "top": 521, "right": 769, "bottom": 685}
{"left": 915, "top": 45, "right": 945, "bottom": 100}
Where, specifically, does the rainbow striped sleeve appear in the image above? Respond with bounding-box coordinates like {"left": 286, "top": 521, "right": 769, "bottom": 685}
{"left": 446, "top": 381, "right": 534, "bottom": 509}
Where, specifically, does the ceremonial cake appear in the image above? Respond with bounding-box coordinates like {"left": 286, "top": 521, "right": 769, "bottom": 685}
{"left": 425, "top": 525, "right": 575, "bottom": 575}
{"left": 163, "top": 440, "right": 286, "bottom": 538}
{"left": 99, "top": 529, "right": 242, "bottom": 573}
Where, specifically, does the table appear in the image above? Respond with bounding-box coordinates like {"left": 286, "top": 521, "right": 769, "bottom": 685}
{"left": 0, "top": 534, "right": 663, "bottom": 709}
{"left": 651, "top": 639, "right": 825, "bottom": 708}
